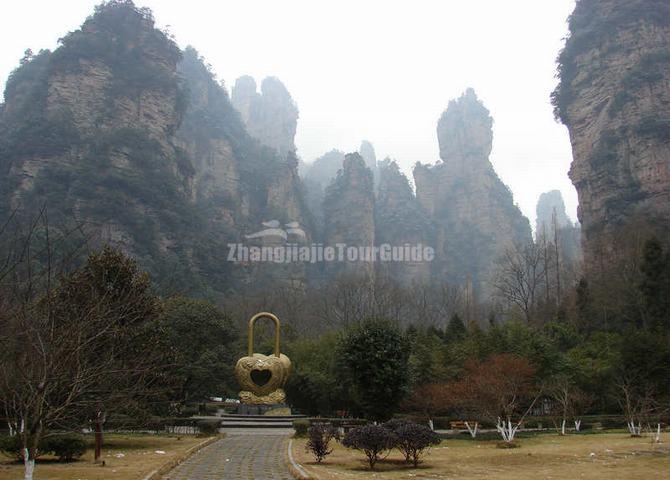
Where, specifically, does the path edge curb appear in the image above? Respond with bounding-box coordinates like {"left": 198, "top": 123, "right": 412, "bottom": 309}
{"left": 286, "top": 438, "right": 315, "bottom": 480}
{"left": 142, "top": 435, "right": 221, "bottom": 480}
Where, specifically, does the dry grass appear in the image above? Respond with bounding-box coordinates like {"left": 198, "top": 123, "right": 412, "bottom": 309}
{"left": 0, "top": 434, "right": 208, "bottom": 480}
{"left": 294, "top": 432, "right": 670, "bottom": 479}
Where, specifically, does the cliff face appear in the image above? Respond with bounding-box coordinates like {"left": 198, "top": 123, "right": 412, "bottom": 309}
{"left": 375, "top": 159, "right": 432, "bottom": 284}
{"left": 535, "top": 190, "right": 582, "bottom": 266}
{"left": 0, "top": 2, "right": 311, "bottom": 295}
{"left": 553, "top": 0, "right": 670, "bottom": 268}
{"left": 323, "top": 153, "right": 375, "bottom": 278}
{"left": 303, "top": 141, "right": 379, "bottom": 239}
{"left": 414, "top": 89, "right": 532, "bottom": 292}
{"left": 0, "top": 3, "right": 191, "bottom": 281}
{"left": 535, "top": 190, "right": 571, "bottom": 238}
{"left": 231, "top": 75, "right": 298, "bottom": 159}
{"left": 303, "top": 149, "right": 346, "bottom": 235}
{"left": 359, "top": 140, "right": 379, "bottom": 188}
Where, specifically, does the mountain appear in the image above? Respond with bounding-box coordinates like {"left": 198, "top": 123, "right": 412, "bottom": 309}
{"left": 231, "top": 75, "right": 299, "bottom": 159}
{"left": 0, "top": 1, "right": 311, "bottom": 297}
{"left": 322, "top": 153, "right": 376, "bottom": 279}
{"left": 302, "top": 141, "right": 379, "bottom": 238}
{"left": 553, "top": 0, "right": 670, "bottom": 270}
{"left": 375, "top": 158, "right": 432, "bottom": 284}
{"left": 535, "top": 190, "right": 582, "bottom": 266}
{"left": 413, "top": 89, "right": 532, "bottom": 293}
{"left": 535, "top": 190, "right": 571, "bottom": 238}
{"left": 0, "top": 2, "right": 537, "bottom": 299}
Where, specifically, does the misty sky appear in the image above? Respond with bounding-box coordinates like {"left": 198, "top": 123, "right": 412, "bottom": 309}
{"left": 0, "top": 0, "right": 578, "bottom": 228}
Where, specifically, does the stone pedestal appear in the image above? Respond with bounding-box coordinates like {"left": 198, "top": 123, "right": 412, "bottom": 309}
{"left": 236, "top": 403, "right": 291, "bottom": 416}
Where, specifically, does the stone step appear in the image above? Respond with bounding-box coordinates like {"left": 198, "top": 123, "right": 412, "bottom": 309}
{"left": 220, "top": 414, "right": 306, "bottom": 421}
{"left": 220, "top": 421, "right": 293, "bottom": 429}
{"left": 219, "top": 413, "right": 306, "bottom": 429}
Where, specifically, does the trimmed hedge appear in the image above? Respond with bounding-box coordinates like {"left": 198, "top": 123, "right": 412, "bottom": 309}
{"left": 44, "top": 435, "right": 87, "bottom": 462}
{"left": 196, "top": 419, "right": 220, "bottom": 436}
{"left": 0, "top": 434, "right": 87, "bottom": 462}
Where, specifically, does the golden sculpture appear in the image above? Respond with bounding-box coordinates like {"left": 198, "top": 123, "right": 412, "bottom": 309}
{"left": 235, "top": 312, "right": 292, "bottom": 405}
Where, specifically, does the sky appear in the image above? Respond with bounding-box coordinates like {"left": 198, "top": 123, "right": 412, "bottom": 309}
{"left": 0, "top": 0, "right": 578, "bottom": 228}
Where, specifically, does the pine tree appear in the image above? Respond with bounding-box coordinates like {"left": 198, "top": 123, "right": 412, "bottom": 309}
{"left": 640, "top": 237, "right": 670, "bottom": 329}
{"left": 445, "top": 313, "right": 467, "bottom": 341}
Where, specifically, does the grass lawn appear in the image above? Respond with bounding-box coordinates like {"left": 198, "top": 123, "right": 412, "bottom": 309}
{"left": 0, "top": 434, "right": 210, "bottom": 480}
{"left": 294, "top": 432, "right": 670, "bottom": 479}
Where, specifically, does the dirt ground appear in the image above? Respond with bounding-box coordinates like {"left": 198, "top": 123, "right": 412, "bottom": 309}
{"left": 293, "top": 432, "right": 670, "bottom": 480}
{"left": 0, "top": 434, "right": 207, "bottom": 480}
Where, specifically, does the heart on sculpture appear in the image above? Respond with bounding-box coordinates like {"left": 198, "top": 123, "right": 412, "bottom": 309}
{"left": 235, "top": 353, "right": 291, "bottom": 396}
{"left": 251, "top": 369, "right": 273, "bottom": 387}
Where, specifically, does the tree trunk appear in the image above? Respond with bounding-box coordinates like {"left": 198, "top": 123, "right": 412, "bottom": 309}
{"left": 496, "top": 417, "right": 518, "bottom": 443}
{"left": 561, "top": 419, "right": 566, "bottom": 436}
{"left": 95, "top": 420, "right": 103, "bottom": 462}
{"left": 574, "top": 419, "right": 582, "bottom": 432}
{"left": 465, "top": 421, "right": 479, "bottom": 438}
{"left": 23, "top": 449, "right": 35, "bottom": 480}
{"left": 627, "top": 421, "right": 642, "bottom": 437}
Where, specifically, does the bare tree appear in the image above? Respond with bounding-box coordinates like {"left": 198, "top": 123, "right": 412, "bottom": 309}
{"left": 616, "top": 375, "right": 663, "bottom": 437}
{"left": 311, "top": 274, "right": 374, "bottom": 328}
{"left": 546, "top": 375, "right": 592, "bottom": 435}
{"left": 0, "top": 215, "right": 167, "bottom": 480}
{"left": 493, "top": 242, "right": 546, "bottom": 324}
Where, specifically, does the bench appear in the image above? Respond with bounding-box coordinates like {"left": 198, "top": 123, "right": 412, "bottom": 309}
{"left": 450, "top": 421, "right": 477, "bottom": 430}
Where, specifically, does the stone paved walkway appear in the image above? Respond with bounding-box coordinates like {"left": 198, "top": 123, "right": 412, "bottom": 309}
{"left": 165, "top": 429, "right": 293, "bottom": 480}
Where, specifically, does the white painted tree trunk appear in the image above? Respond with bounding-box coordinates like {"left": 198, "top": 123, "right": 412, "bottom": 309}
{"left": 496, "top": 417, "right": 519, "bottom": 442}
{"left": 465, "top": 421, "right": 479, "bottom": 439}
{"left": 23, "top": 449, "right": 34, "bottom": 480}
{"left": 574, "top": 419, "right": 582, "bottom": 432}
{"left": 627, "top": 421, "right": 642, "bottom": 436}
{"left": 561, "top": 419, "right": 566, "bottom": 435}
{"left": 428, "top": 419, "right": 434, "bottom": 431}
{"left": 654, "top": 423, "right": 661, "bottom": 443}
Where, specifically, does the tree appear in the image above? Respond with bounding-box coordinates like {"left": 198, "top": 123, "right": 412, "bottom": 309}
{"left": 445, "top": 313, "right": 467, "bottom": 341}
{"left": 285, "top": 332, "right": 344, "bottom": 416}
{"left": 450, "top": 354, "right": 538, "bottom": 444}
{"left": 386, "top": 421, "right": 440, "bottom": 467}
{"left": 407, "top": 328, "right": 449, "bottom": 388}
{"left": 342, "top": 424, "right": 396, "bottom": 470}
{"left": 615, "top": 331, "right": 670, "bottom": 436}
{"left": 305, "top": 424, "right": 339, "bottom": 463}
{"left": 337, "top": 319, "right": 410, "bottom": 421}
{"left": 160, "top": 297, "right": 238, "bottom": 404}
{"left": 546, "top": 375, "right": 592, "bottom": 435}
{"left": 0, "top": 245, "right": 167, "bottom": 480}
{"left": 639, "top": 237, "right": 670, "bottom": 329}
{"left": 403, "top": 383, "right": 451, "bottom": 430}
{"left": 493, "top": 242, "right": 546, "bottom": 325}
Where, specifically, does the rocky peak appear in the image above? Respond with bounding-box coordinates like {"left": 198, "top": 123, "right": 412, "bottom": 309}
{"left": 414, "top": 90, "right": 532, "bottom": 293}
{"left": 323, "top": 153, "right": 375, "bottom": 278}
{"left": 376, "top": 159, "right": 432, "bottom": 284}
{"left": 437, "top": 88, "right": 493, "bottom": 165}
{"left": 377, "top": 159, "right": 413, "bottom": 205}
{"left": 359, "top": 140, "right": 379, "bottom": 188}
{"left": 535, "top": 190, "right": 571, "bottom": 238}
{"left": 0, "top": 2, "right": 313, "bottom": 296}
{"left": 231, "top": 75, "right": 298, "bottom": 158}
{"left": 304, "top": 149, "right": 345, "bottom": 188}
{"left": 359, "top": 140, "right": 377, "bottom": 171}
{"left": 230, "top": 75, "right": 257, "bottom": 124}
{"left": 553, "top": 0, "right": 670, "bottom": 269}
